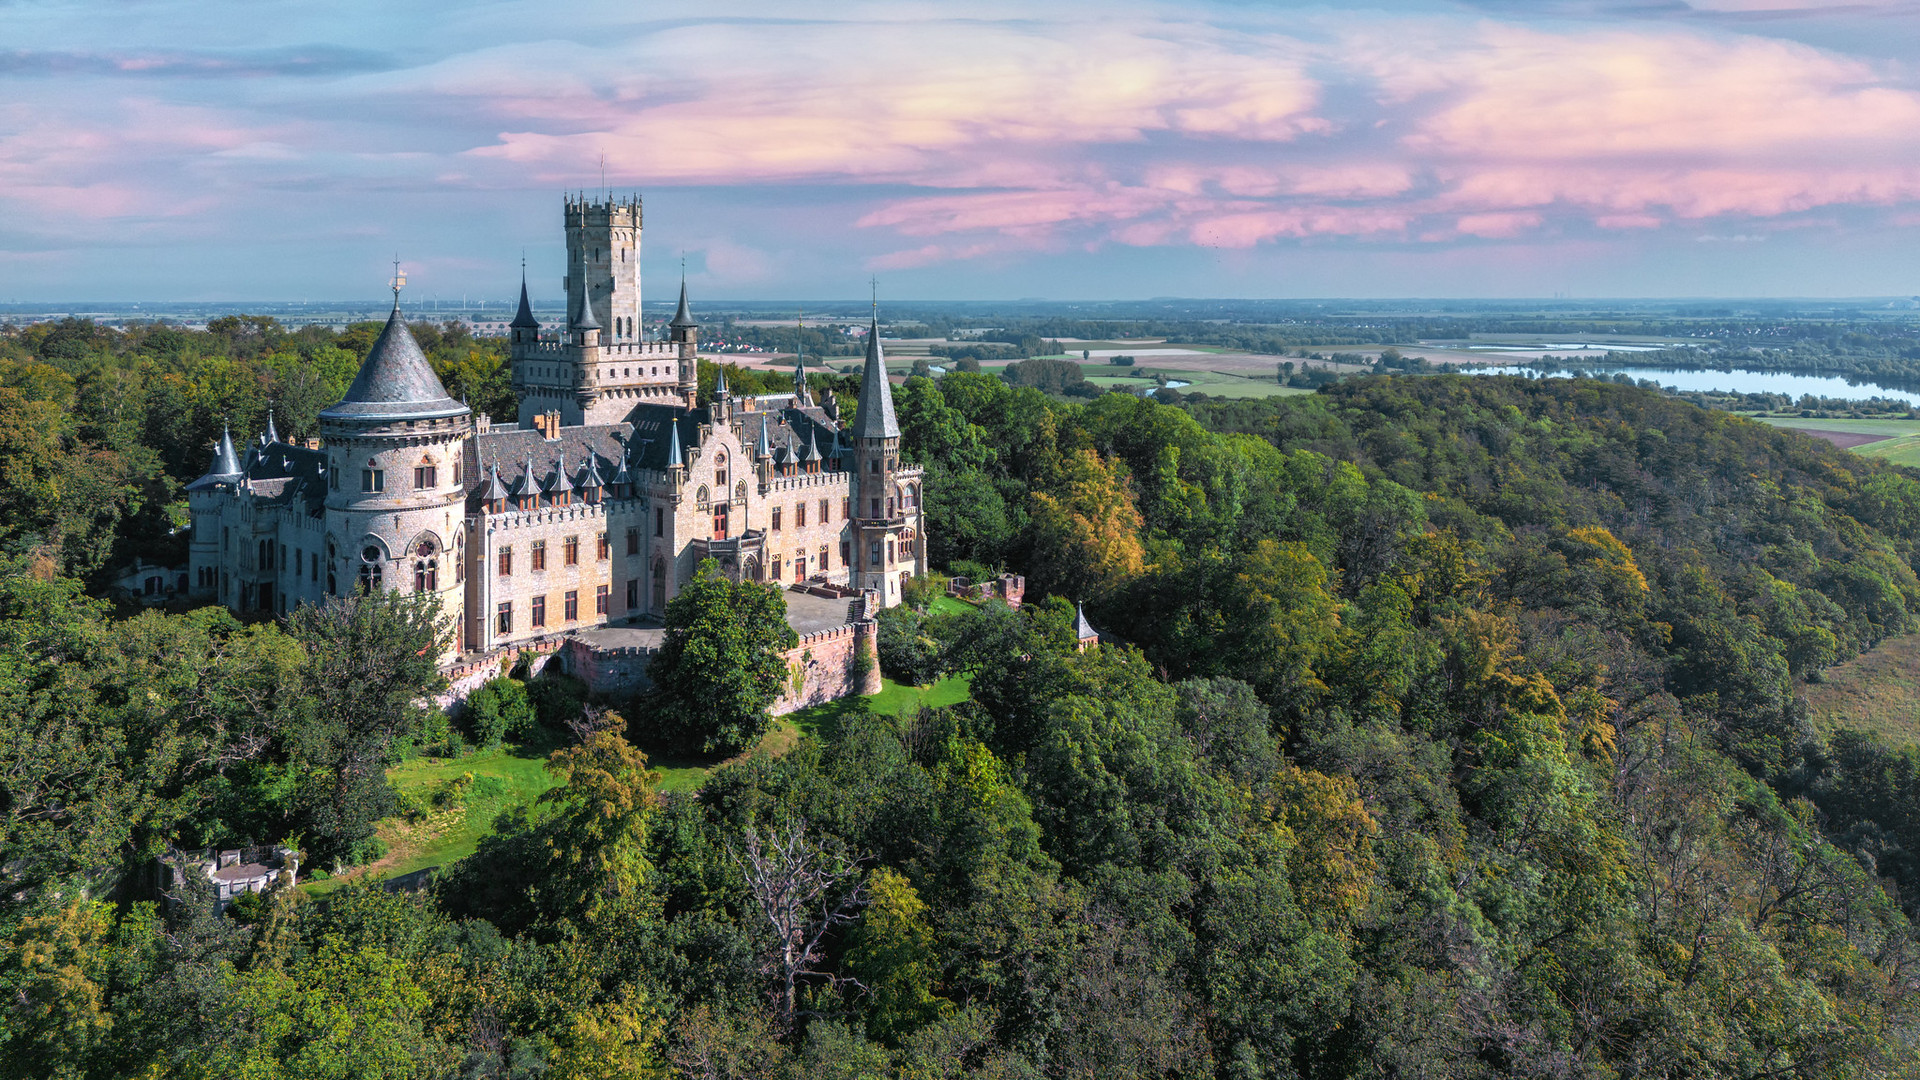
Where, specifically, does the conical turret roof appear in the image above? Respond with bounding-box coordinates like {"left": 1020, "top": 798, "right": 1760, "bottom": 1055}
{"left": 261, "top": 409, "right": 280, "bottom": 446}
{"left": 669, "top": 279, "right": 695, "bottom": 329}
{"left": 580, "top": 452, "right": 606, "bottom": 490}
{"left": 320, "top": 301, "right": 468, "bottom": 422}
{"left": 714, "top": 365, "right": 729, "bottom": 397}
{"left": 853, "top": 314, "right": 900, "bottom": 439}
{"left": 187, "top": 425, "right": 244, "bottom": 491}
{"left": 510, "top": 273, "right": 540, "bottom": 330}
{"left": 666, "top": 420, "right": 683, "bottom": 468}
{"left": 1074, "top": 603, "right": 1099, "bottom": 641}
{"left": 756, "top": 414, "right": 772, "bottom": 458}
{"left": 547, "top": 452, "right": 575, "bottom": 496}
{"left": 572, "top": 288, "right": 600, "bottom": 332}
{"left": 611, "top": 445, "right": 633, "bottom": 486}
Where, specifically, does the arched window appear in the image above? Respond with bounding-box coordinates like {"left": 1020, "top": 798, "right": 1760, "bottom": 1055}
{"left": 326, "top": 539, "right": 337, "bottom": 596}
{"left": 414, "top": 541, "right": 437, "bottom": 592}
{"left": 454, "top": 532, "right": 465, "bottom": 584}
{"left": 735, "top": 480, "right": 748, "bottom": 501}
{"left": 358, "top": 545, "right": 383, "bottom": 592}
{"left": 714, "top": 451, "right": 728, "bottom": 490}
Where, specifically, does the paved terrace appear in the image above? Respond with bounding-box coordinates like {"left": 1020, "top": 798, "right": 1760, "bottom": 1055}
{"left": 567, "top": 587, "right": 858, "bottom": 653}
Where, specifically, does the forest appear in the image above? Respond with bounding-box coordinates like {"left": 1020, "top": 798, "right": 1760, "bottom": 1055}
{"left": 9, "top": 312, "right": 1920, "bottom": 1077}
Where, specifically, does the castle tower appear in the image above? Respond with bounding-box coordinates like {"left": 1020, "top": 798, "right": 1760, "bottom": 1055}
{"left": 850, "top": 313, "right": 909, "bottom": 607}
{"left": 565, "top": 194, "right": 641, "bottom": 343}
{"left": 316, "top": 274, "right": 472, "bottom": 651}
{"left": 184, "top": 425, "right": 244, "bottom": 602}
{"left": 509, "top": 266, "right": 540, "bottom": 352}
{"left": 669, "top": 278, "right": 699, "bottom": 409}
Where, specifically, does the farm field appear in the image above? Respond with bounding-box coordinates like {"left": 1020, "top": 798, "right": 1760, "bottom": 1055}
{"left": 1802, "top": 632, "right": 1920, "bottom": 748}
{"left": 1744, "top": 415, "right": 1920, "bottom": 463}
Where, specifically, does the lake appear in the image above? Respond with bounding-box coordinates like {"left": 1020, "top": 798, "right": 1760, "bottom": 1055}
{"left": 1456, "top": 365, "right": 1920, "bottom": 407}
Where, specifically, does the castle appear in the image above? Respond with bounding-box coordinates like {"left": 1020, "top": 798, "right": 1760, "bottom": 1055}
{"left": 185, "top": 195, "right": 927, "bottom": 685}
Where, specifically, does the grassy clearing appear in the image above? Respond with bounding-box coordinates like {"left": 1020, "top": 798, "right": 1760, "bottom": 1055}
{"left": 1745, "top": 416, "right": 1920, "bottom": 436}
{"left": 1803, "top": 632, "right": 1920, "bottom": 748}
{"left": 1854, "top": 438, "right": 1920, "bottom": 467}
{"left": 304, "top": 741, "right": 563, "bottom": 895}
{"left": 928, "top": 595, "right": 974, "bottom": 617}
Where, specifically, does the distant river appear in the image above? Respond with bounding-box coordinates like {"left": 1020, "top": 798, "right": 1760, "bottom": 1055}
{"left": 1457, "top": 365, "right": 1920, "bottom": 408}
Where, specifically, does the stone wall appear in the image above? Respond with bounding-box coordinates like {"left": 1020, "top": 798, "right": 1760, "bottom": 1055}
{"left": 772, "top": 621, "right": 881, "bottom": 715}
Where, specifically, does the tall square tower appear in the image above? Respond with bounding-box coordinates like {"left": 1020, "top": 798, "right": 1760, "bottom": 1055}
{"left": 565, "top": 195, "right": 641, "bottom": 343}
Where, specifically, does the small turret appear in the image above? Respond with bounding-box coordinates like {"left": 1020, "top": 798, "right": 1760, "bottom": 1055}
{"left": 186, "top": 425, "right": 244, "bottom": 491}
{"left": 261, "top": 409, "right": 280, "bottom": 446}
{"left": 666, "top": 420, "right": 684, "bottom": 470}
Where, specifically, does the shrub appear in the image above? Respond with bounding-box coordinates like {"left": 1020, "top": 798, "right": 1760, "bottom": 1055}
{"left": 465, "top": 677, "right": 536, "bottom": 746}
{"left": 528, "top": 673, "right": 588, "bottom": 732}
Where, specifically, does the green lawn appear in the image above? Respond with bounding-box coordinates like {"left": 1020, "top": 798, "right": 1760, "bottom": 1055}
{"left": 1857, "top": 439, "right": 1920, "bottom": 467}
{"left": 928, "top": 595, "right": 974, "bottom": 617}
{"left": 304, "top": 741, "right": 562, "bottom": 895}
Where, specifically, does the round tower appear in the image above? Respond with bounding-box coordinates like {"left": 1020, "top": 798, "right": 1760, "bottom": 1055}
{"left": 669, "top": 278, "right": 698, "bottom": 409}
{"left": 316, "top": 275, "right": 472, "bottom": 649}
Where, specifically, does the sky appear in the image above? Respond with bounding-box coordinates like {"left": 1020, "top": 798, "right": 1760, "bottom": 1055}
{"left": 5, "top": 0, "right": 1920, "bottom": 302}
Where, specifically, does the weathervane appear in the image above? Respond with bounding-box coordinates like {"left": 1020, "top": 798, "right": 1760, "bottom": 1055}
{"left": 391, "top": 255, "right": 406, "bottom": 305}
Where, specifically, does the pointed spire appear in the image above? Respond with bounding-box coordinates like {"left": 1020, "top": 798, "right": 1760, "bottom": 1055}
{"left": 548, "top": 451, "right": 575, "bottom": 497}
{"left": 510, "top": 262, "right": 539, "bottom": 330}
{"left": 611, "top": 444, "right": 633, "bottom": 486}
{"left": 714, "top": 365, "right": 729, "bottom": 398}
{"left": 669, "top": 276, "right": 695, "bottom": 329}
{"left": 572, "top": 287, "right": 600, "bottom": 332}
{"left": 792, "top": 348, "right": 810, "bottom": 406}
{"left": 518, "top": 453, "right": 538, "bottom": 501}
{"left": 853, "top": 312, "right": 900, "bottom": 439}
{"left": 479, "top": 462, "right": 509, "bottom": 504}
{"left": 1074, "top": 602, "right": 1098, "bottom": 643}
{"left": 320, "top": 289, "right": 466, "bottom": 422}
{"left": 212, "top": 425, "right": 241, "bottom": 476}
{"left": 262, "top": 409, "right": 280, "bottom": 446}
{"left": 581, "top": 451, "right": 607, "bottom": 491}
{"left": 802, "top": 424, "right": 820, "bottom": 462}
{"left": 757, "top": 413, "right": 772, "bottom": 459}
{"left": 666, "top": 420, "right": 683, "bottom": 468}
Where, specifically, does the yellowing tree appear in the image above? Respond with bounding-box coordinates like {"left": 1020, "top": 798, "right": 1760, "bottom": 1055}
{"left": 1026, "top": 448, "right": 1145, "bottom": 602}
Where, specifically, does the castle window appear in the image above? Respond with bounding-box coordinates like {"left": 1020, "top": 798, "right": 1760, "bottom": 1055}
{"left": 738, "top": 481, "right": 748, "bottom": 501}
{"left": 772, "top": 507, "right": 782, "bottom": 532}
{"left": 414, "top": 557, "right": 437, "bottom": 592}
{"left": 595, "top": 584, "right": 609, "bottom": 615}
{"left": 496, "top": 602, "right": 512, "bottom": 634}
{"left": 819, "top": 499, "right": 830, "bottom": 523}
{"left": 625, "top": 579, "right": 638, "bottom": 610}
{"left": 840, "top": 539, "right": 850, "bottom": 567}
{"left": 328, "top": 465, "right": 339, "bottom": 490}
{"left": 652, "top": 558, "right": 666, "bottom": 608}
{"left": 532, "top": 540, "right": 547, "bottom": 571}
{"left": 715, "top": 452, "right": 727, "bottom": 489}
{"left": 871, "top": 498, "right": 881, "bottom": 518}
{"left": 414, "top": 464, "right": 436, "bottom": 489}
{"left": 564, "top": 590, "right": 579, "bottom": 622}
{"left": 772, "top": 556, "right": 782, "bottom": 580}
{"left": 870, "top": 540, "right": 882, "bottom": 568}
{"left": 499, "top": 546, "right": 512, "bottom": 576}
{"left": 819, "top": 545, "right": 829, "bottom": 571}
{"left": 358, "top": 558, "right": 382, "bottom": 593}
{"left": 565, "top": 536, "right": 579, "bottom": 566}
{"left": 362, "top": 468, "right": 384, "bottom": 493}
{"left": 597, "top": 532, "right": 609, "bottom": 560}
{"left": 295, "top": 549, "right": 303, "bottom": 575}
{"left": 452, "top": 459, "right": 462, "bottom": 485}
{"left": 327, "top": 539, "right": 337, "bottom": 595}
{"left": 842, "top": 497, "right": 850, "bottom": 519}
{"left": 655, "top": 508, "right": 664, "bottom": 537}
{"left": 627, "top": 527, "right": 640, "bottom": 556}
{"left": 888, "top": 540, "right": 896, "bottom": 564}
{"left": 796, "top": 503, "right": 807, "bottom": 528}
{"left": 532, "top": 595, "right": 547, "bottom": 628}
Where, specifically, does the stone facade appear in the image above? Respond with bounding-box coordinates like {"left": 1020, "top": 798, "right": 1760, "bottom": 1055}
{"left": 186, "top": 195, "right": 928, "bottom": 705}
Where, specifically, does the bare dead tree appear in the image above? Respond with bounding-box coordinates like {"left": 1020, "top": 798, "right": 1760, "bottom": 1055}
{"left": 729, "top": 819, "right": 868, "bottom": 1031}
{"left": 564, "top": 703, "right": 625, "bottom": 746}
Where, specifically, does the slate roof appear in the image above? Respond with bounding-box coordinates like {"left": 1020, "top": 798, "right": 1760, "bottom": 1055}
{"left": 510, "top": 276, "right": 540, "bottom": 330}
{"left": 669, "top": 279, "right": 695, "bottom": 329}
{"left": 469, "top": 424, "right": 634, "bottom": 509}
{"left": 853, "top": 315, "right": 900, "bottom": 439}
{"left": 319, "top": 303, "right": 469, "bottom": 422}
{"left": 186, "top": 426, "right": 244, "bottom": 491}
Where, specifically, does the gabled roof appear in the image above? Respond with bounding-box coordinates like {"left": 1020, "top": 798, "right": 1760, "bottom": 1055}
{"left": 853, "top": 314, "right": 900, "bottom": 439}
{"left": 319, "top": 302, "right": 468, "bottom": 422}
